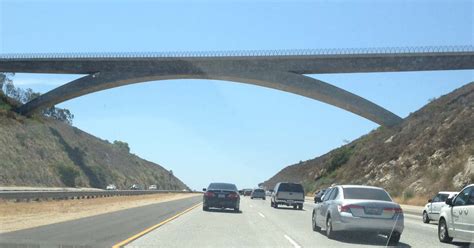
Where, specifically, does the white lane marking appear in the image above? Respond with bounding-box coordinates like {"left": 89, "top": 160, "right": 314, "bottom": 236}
{"left": 249, "top": 204, "right": 253, "bottom": 208}
{"left": 258, "top": 212, "right": 265, "bottom": 218}
{"left": 284, "top": 234, "right": 301, "bottom": 248}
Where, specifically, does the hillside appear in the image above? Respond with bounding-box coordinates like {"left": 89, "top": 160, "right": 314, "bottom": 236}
{"left": 262, "top": 82, "right": 474, "bottom": 203}
{"left": 0, "top": 94, "right": 189, "bottom": 190}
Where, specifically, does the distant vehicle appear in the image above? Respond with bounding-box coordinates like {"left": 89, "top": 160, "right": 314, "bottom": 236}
{"left": 106, "top": 184, "right": 116, "bottom": 190}
{"left": 438, "top": 184, "right": 474, "bottom": 243}
{"left": 271, "top": 182, "right": 305, "bottom": 210}
{"left": 130, "top": 184, "right": 140, "bottom": 190}
{"left": 314, "top": 188, "right": 328, "bottom": 203}
{"left": 243, "top": 189, "right": 252, "bottom": 196}
{"left": 202, "top": 182, "right": 240, "bottom": 212}
{"left": 423, "top": 191, "right": 458, "bottom": 223}
{"left": 265, "top": 190, "right": 272, "bottom": 196}
{"left": 251, "top": 188, "right": 266, "bottom": 200}
{"left": 312, "top": 185, "right": 404, "bottom": 245}
{"left": 148, "top": 185, "right": 157, "bottom": 190}
{"left": 238, "top": 190, "right": 244, "bottom": 195}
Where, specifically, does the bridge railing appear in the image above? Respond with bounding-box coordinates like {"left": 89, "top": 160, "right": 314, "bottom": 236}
{"left": 0, "top": 45, "right": 473, "bottom": 59}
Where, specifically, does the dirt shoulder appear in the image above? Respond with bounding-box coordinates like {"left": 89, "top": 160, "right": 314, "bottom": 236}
{"left": 0, "top": 192, "right": 199, "bottom": 233}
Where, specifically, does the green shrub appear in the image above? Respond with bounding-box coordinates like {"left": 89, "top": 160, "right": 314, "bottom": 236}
{"left": 327, "top": 146, "right": 354, "bottom": 172}
{"left": 56, "top": 164, "right": 79, "bottom": 187}
{"left": 113, "top": 140, "right": 130, "bottom": 153}
{"left": 403, "top": 189, "right": 414, "bottom": 200}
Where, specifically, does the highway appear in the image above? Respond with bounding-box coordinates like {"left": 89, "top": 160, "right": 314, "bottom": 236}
{"left": 127, "top": 197, "right": 469, "bottom": 248}
{"left": 0, "top": 195, "right": 471, "bottom": 247}
{"left": 0, "top": 195, "right": 201, "bottom": 247}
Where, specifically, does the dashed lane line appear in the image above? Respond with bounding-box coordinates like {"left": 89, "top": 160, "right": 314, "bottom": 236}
{"left": 284, "top": 234, "right": 302, "bottom": 248}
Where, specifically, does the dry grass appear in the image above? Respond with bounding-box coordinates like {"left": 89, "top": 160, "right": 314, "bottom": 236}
{"left": 392, "top": 195, "right": 428, "bottom": 206}
{"left": 0, "top": 193, "right": 199, "bottom": 233}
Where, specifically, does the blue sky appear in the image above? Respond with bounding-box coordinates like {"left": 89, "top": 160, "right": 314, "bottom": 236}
{"left": 1, "top": 0, "right": 473, "bottom": 190}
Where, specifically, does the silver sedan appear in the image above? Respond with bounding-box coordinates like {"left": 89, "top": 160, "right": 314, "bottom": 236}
{"left": 312, "top": 185, "right": 404, "bottom": 245}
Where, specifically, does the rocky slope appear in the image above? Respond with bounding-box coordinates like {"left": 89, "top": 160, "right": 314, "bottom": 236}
{"left": 0, "top": 95, "right": 189, "bottom": 190}
{"left": 262, "top": 82, "right": 474, "bottom": 202}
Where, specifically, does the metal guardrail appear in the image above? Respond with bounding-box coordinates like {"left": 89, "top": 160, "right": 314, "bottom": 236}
{"left": 0, "top": 45, "right": 473, "bottom": 59}
{"left": 0, "top": 190, "right": 194, "bottom": 201}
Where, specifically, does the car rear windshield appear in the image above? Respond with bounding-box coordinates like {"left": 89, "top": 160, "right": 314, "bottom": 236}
{"left": 343, "top": 187, "right": 392, "bottom": 201}
{"left": 208, "top": 183, "right": 237, "bottom": 191}
{"left": 254, "top": 189, "right": 264, "bottom": 192}
{"left": 278, "top": 183, "right": 304, "bottom": 193}
{"left": 438, "top": 193, "right": 449, "bottom": 202}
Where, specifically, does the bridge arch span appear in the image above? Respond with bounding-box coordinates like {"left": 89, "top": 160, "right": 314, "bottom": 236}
{"left": 15, "top": 69, "right": 402, "bottom": 127}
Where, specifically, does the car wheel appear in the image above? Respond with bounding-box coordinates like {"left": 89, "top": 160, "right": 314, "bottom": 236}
{"left": 299, "top": 204, "right": 303, "bottom": 210}
{"left": 312, "top": 212, "right": 321, "bottom": 232}
{"left": 263, "top": 197, "right": 266, "bottom": 200}
{"left": 438, "top": 218, "right": 453, "bottom": 243}
{"left": 251, "top": 197, "right": 253, "bottom": 199}
{"left": 234, "top": 207, "right": 240, "bottom": 213}
{"left": 270, "top": 201, "right": 274, "bottom": 207}
{"left": 203, "top": 206, "right": 209, "bottom": 211}
{"left": 388, "top": 231, "right": 401, "bottom": 245}
{"left": 423, "top": 211, "right": 430, "bottom": 224}
{"left": 293, "top": 205, "right": 297, "bottom": 210}
{"left": 275, "top": 203, "right": 279, "bottom": 209}
{"left": 326, "top": 216, "right": 336, "bottom": 239}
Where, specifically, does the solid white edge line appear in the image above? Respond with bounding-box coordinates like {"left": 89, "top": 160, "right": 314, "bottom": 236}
{"left": 258, "top": 212, "right": 265, "bottom": 218}
{"left": 284, "top": 234, "right": 301, "bottom": 248}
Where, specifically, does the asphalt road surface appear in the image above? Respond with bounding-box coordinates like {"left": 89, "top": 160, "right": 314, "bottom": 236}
{"left": 127, "top": 197, "right": 472, "bottom": 248}
{"left": 0, "top": 195, "right": 201, "bottom": 248}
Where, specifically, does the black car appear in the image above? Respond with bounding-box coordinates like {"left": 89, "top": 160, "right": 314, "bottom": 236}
{"left": 203, "top": 183, "right": 240, "bottom": 212}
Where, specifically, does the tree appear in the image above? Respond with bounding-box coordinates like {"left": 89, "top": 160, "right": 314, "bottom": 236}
{"left": 42, "top": 106, "right": 74, "bottom": 125}
{"left": 113, "top": 140, "right": 130, "bottom": 153}
{"left": 0, "top": 73, "right": 15, "bottom": 95}
{"left": 0, "top": 73, "right": 74, "bottom": 125}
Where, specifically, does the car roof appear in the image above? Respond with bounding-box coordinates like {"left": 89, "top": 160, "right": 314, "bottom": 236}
{"left": 338, "top": 185, "right": 385, "bottom": 190}
{"left": 209, "top": 182, "right": 236, "bottom": 186}
{"left": 461, "top": 184, "right": 474, "bottom": 191}
{"left": 438, "top": 191, "right": 458, "bottom": 195}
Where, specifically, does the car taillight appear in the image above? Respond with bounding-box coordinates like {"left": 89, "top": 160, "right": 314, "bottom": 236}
{"left": 384, "top": 207, "right": 403, "bottom": 214}
{"left": 227, "top": 192, "right": 239, "bottom": 199}
{"left": 204, "top": 192, "right": 215, "bottom": 198}
{"left": 338, "top": 204, "right": 363, "bottom": 213}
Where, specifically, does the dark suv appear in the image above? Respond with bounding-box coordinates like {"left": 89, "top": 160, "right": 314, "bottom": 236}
{"left": 203, "top": 182, "right": 240, "bottom": 212}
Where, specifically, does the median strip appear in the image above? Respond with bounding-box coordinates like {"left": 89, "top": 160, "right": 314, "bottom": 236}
{"left": 112, "top": 202, "right": 202, "bottom": 248}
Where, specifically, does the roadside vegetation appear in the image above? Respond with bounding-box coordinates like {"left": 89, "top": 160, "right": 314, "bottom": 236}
{"left": 0, "top": 73, "right": 74, "bottom": 125}
{"left": 0, "top": 73, "right": 190, "bottom": 190}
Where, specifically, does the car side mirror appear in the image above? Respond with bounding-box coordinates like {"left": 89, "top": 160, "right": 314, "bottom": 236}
{"left": 428, "top": 199, "right": 432, "bottom": 203}
{"left": 202, "top": 188, "right": 206, "bottom": 192}
{"left": 445, "top": 198, "right": 453, "bottom": 206}
{"left": 315, "top": 196, "right": 322, "bottom": 203}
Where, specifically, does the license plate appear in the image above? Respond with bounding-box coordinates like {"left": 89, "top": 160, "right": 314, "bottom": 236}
{"left": 218, "top": 194, "right": 225, "bottom": 198}
{"left": 365, "top": 207, "right": 382, "bottom": 215}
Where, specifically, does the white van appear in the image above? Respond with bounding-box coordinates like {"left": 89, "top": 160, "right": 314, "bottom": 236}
{"left": 423, "top": 191, "right": 458, "bottom": 223}
{"left": 438, "top": 184, "right": 474, "bottom": 243}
